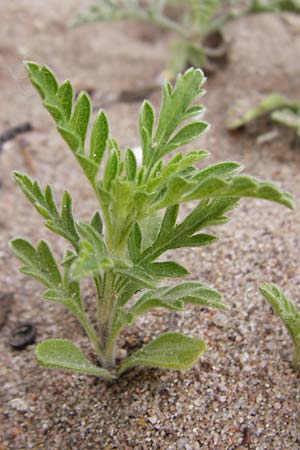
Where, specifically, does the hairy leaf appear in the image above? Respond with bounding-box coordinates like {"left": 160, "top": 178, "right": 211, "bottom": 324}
{"left": 260, "top": 283, "right": 300, "bottom": 343}
{"left": 10, "top": 238, "right": 62, "bottom": 288}
{"left": 36, "top": 339, "right": 114, "bottom": 379}
{"left": 260, "top": 283, "right": 300, "bottom": 369}
{"left": 130, "top": 281, "right": 226, "bottom": 316}
{"left": 119, "top": 332, "right": 207, "bottom": 374}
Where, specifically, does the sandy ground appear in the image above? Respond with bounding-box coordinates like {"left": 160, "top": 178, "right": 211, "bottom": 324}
{"left": 0, "top": 2, "right": 300, "bottom": 449}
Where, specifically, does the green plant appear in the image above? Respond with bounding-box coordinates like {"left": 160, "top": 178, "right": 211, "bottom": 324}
{"left": 10, "top": 62, "right": 294, "bottom": 381}
{"left": 73, "top": 0, "right": 227, "bottom": 76}
{"left": 227, "top": 93, "right": 300, "bottom": 136}
{"left": 260, "top": 283, "right": 300, "bottom": 370}
{"left": 248, "top": 0, "right": 300, "bottom": 12}
{"left": 72, "top": 1, "right": 300, "bottom": 78}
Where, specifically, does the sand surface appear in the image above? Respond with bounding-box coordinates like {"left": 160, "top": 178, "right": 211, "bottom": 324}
{"left": 0, "top": 2, "right": 300, "bottom": 449}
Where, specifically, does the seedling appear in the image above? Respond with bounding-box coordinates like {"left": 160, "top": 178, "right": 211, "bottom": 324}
{"left": 10, "top": 63, "right": 294, "bottom": 380}
{"left": 227, "top": 93, "right": 300, "bottom": 137}
{"left": 72, "top": 1, "right": 300, "bottom": 78}
{"left": 260, "top": 283, "right": 300, "bottom": 370}
{"left": 248, "top": 0, "right": 300, "bottom": 12}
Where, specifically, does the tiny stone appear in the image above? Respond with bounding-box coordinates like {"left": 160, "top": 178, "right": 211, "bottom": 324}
{"left": 212, "top": 313, "right": 228, "bottom": 327}
{"left": 148, "top": 416, "right": 157, "bottom": 425}
{"left": 219, "top": 395, "right": 227, "bottom": 403}
{"left": 193, "top": 442, "right": 201, "bottom": 450}
{"left": 116, "top": 348, "right": 128, "bottom": 360}
{"left": 274, "top": 402, "right": 281, "bottom": 410}
{"left": 177, "top": 438, "right": 187, "bottom": 450}
{"left": 240, "top": 352, "right": 249, "bottom": 363}
{"left": 194, "top": 398, "right": 201, "bottom": 407}
{"left": 10, "top": 398, "right": 28, "bottom": 412}
{"left": 265, "top": 342, "right": 277, "bottom": 351}
{"left": 256, "top": 394, "right": 263, "bottom": 403}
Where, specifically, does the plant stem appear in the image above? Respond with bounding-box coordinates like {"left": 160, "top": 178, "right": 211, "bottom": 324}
{"left": 76, "top": 309, "right": 104, "bottom": 362}
{"left": 293, "top": 342, "right": 300, "bottom": 371}
{"left": 97, "top": 270, "right": 117, "bottom": 369}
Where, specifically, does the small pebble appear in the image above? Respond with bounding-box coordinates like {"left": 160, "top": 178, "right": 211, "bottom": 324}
{"left": 212, "top": 313, "right": 228, "bottom": 327}
{"left": 9, "top": 322, "right": 36, "bottom": 350}
{"left": 256, "top": 394, "right": 263, "bottom": 403}
{"left": 116, "top": 348, "right": 128, "bottom": 360}
{"left": 177, "top": 438, "right": 187, "bottom": 450}
{"left": 148, "top": 416, "right": 157, "bottom": 425}
{"left": 9, "top": 398, "right": 28, "bottom": 412}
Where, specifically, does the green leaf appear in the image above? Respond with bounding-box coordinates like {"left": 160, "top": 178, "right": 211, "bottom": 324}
{"left": 145, "top": 261, "right": 189, "bottom": 278}
{"left": 90, "top": 211, "right": 103, "bottom": 234}
{"left": 119, "top": 332, "right": 206, "bottom": 374}
{"left": 57, "top": 80, "right": 73, "bottom": 120}
{"left": 70, "top": 223, "right": 111, "bottom": 280}
{"left": 70, "top": 92, "right": 91, "bottom": 147}
{"left": 36, "top": 339, "right": 114, "bottom": 379}
{"left": 139, "top": 100, "right": 155, "bottom": 138}
{"left": 190, "top": 0, "right": 221, "bottom": 29}
{"left": 159, "top": 205, "right": 179, "bottom": 237}
{"left": 89, "top": 111, "right": 109, "bottom": 165}
{"left": 13, "top": 172, "right": 80, "bottom": 250}
{"left": 227, "top": 93, "right": 300, "bottom": 129}
{"left": 139, "top": 100, "right": 155, "bottom": 165}
{"left": 103, "top": 150, "right": 118, "bottom": 190}
{"left": 260, "top": 283, "right": 300, "bottom": 344}
{"left": 154, "top": 68, "right": 206, "bottom": 148}
{"left": 193, "top": 162, "right": 241, "bottom": 182}
{"left": 76, "top": 153, "right": 99, "bottom": 184}
{"left": 128, "top": 223, "right": 142, "bottom": 262}
{"left": 57, "top": 125, "right": 80, "bottom": 152}
{"left": 159, "top": 121, "right": 209, "bottom": 157}
{"left": 125, "top": 147, "right": 137, "bottom": 181}
{"left": 10, "top": 238, "right": 62, "bottom": 288}
{"left": 182, "top": 174, "right": 295, "bottom": 209}
{"left": 130, "top": 281, "right": 226, "bottom": 317}
{"left": 174, "top": 233, "right": 217, "bottom": 248}
{"left": 116, "top": 265, "right": 157, "bottom": 289}
{"left": 260, "top": 283, "right": 300, "bottom": 369}
{"left": 60, "top": 191, "right": 79, "bottom": 242}
{"left": 271, "top": 109, "right": 300, "bottom": 135}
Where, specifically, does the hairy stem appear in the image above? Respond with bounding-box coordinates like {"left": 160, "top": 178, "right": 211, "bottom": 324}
{"left": 293, "top": 341, "right": 300, "bottom": 371}
{"left": 76, "top": 308, "right": 104, "bottom": 362}
{"left": 97, "top": 270, "right": 117, "bottom": 369}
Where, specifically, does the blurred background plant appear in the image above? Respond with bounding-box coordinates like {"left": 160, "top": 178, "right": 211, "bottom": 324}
{"left": 227, "top": 93, "right": 300, "bottom": 139}
{"left": 72, "top": 0, "right": 300, "bottom": 79}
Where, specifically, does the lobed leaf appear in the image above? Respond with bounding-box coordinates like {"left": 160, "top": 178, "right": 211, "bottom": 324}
{"left": 260, "top": 283, "right": 300, "bottom": 343}
{"left": 25, "top": 62, "right": 109, "bottom": 185}
{"left": 10, "top": 238, "right": 62, "bottom": 288}
{"left": 130, "top": 281, "right": 226, "bottom": 317}
{"left": 145, "top": 261, "right": 189, "bottom": 278}
{"left": 154, "top": 68, "right": 206, "bottom": 154}
{"left": 13, "top": 171, "right": 80, "bottom": 250}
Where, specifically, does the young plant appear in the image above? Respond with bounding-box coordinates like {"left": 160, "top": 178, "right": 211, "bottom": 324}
{"left": 227, "top": 93, "right": 300, "bottom": 137}
{"left": 248, "top": 0, "right": 300, "bottom": 13}
{"left": 72, "top": 1, "right": 300, "bottom": 78}
{"left": 260, "top": 283, "right": 300, "bottom": 370}
{"left": 10, "top": 62, "right": 294, "bottom": 381}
